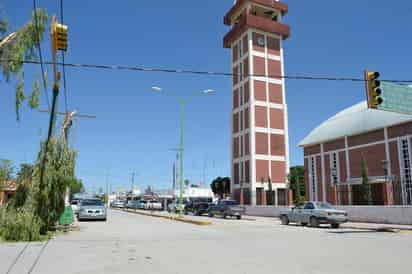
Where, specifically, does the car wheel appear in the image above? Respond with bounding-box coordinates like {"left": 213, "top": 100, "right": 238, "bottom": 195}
{"left": 331, "top": 223, "right": 340, "bottom": 229}
{"left": 208, "top": 212, "right": 214, "bottom": 218}
{"left": 194, "top": 210, "right": 200, "bottom": 216}
{"left": 236, "top": 215, "right": 242, "bottom": 220}
{"left": 280, "top": 215, "right": 289, "bottom": 225}
{"left": 301, "top": 223, "right": 308, "bottom": 226}
{"left": 310, "top": 217, "right": 319, "bottom": 228}
{"left": 223, "top": 213, "right": 227, "bottom": 219}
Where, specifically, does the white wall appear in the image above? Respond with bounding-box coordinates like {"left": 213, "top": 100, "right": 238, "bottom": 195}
{"left": 335, "top": 206, "right": 412, "bottom": 225}
{"left": 245, "top": 206, "right": 412, "bottom": 225}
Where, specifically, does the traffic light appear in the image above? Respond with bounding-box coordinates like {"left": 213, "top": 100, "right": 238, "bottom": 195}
{"left": 52, "top": 22, "right": 68, "bottom": 52}
{"left": 365, "top": 70, "right": 383, "bottom": 109}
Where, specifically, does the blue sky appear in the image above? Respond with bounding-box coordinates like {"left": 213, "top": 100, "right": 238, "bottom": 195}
{"left": 1, "top": 0, "right": 411, "bottom": 192}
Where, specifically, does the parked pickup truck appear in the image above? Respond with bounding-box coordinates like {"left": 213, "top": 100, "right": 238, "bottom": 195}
{"left": 208, "top": 200, "right": 245, "bottom": 219}
{"left": 280, "top": 202, "right": 348, "bottom": 228}
{"left": 184, "top": 200, "right": 211, "bottom": 216}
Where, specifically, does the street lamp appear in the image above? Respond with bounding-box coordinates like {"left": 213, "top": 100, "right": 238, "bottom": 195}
{"left": 151, "top": 86, "right": 215, "bottom": 217}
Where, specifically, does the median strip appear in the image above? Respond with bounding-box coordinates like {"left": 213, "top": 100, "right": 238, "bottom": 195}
{"left": 121, "top": 208, "right": 213, "bottom": 226}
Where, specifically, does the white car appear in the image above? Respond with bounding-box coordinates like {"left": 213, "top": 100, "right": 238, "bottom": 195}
{"left": 71, "top": 199, "right": 80, "bottom": 215}
{"left": 144, "top": 200, "right": 162, "bottom": 210}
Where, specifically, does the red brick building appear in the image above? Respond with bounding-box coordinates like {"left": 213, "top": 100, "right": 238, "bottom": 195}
{"left": 224, "top": 0, "right": 291, "bottom": 206}
{"left": 0, "top": 180, "right": 17, "bottom": 205}
{"left": 300, "top": 101, "right": 412, "bottom": 206}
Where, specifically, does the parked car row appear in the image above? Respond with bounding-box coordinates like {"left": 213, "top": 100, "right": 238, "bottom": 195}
{"left": 108, "top": 197, "right": 348, "bottom": 228}
{"left": 168, "top": 199, "right": 246, "bottom": 220}
{"left": 110, "top": 200, "right": 126, "bottom": 208}
{"left": 122, "top": 199, "right": 163, "bottom": 211}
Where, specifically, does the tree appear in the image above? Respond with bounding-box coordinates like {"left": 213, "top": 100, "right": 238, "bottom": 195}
{"left": 360, "top": 156, "right": 373, "bottom": 205}
{"left": 0, "top": 8, "right": 48, "bottom": 120}
{"left": 289, "top": 166, "right": 305, "bottom": 206}
{"left": 221, "top": 177, "right": 231, "bottom": 198}
{"left": 65, "top": 177, "right": 84, "bottom": 200}
{"left": 210, "top": 177, "right": 231, "bottom": 199}
{"left": 33, "top": 138, "right": 77, "bottom": 234}
{"left": 0, "top": 159, "right": 14, "bottom": 182}
{"left": 267, "top": 177, "right": 273, "bottom": 205}
{"left": 13, "top": 163, "right": 34, "bottom": 208}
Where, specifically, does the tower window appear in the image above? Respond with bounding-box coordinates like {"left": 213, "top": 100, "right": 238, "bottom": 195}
{"left": 309, "top": 157, "right": 318, "bottom": 201}
{"left": 238, "top": 41, "right": 243, "bottom": 58}
{"left": 330, "top": 152, "right": 340, "bottom": 184}
{"left": 239, "top": 63, "right": 244, "bottom": 82}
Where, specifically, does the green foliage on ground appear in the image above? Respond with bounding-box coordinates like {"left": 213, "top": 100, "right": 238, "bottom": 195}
{"left": 1, "top": 138, "right": 79, "bottom": 241}
{"left": 0, "top": 205, "right": 42, "bottom": 242}
{"left": 33, "top": 139, "right": 77, "bottom": 234}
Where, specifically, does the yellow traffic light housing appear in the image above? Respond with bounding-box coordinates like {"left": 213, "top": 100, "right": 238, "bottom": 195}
{"left": 365, "top": 70, "right": 383, "bottom": 109}
{"left": 52, "top": 20, "right": 68, "bottom": 52}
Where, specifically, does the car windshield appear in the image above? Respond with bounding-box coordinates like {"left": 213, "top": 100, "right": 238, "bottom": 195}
{"left": 316, "top": 202, "right": 333, "bottom": 209}
{"left": 81, "top": 199, "right": 103, "bottom": 206}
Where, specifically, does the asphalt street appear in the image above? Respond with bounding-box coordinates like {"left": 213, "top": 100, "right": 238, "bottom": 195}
{"left": 1, "top": 209, "right": 412, "bottom": 274}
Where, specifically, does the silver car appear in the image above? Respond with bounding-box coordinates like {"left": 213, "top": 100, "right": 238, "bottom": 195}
{"left": 78, "top": 199, "right": 107, "bottom": 221}
{"left": 280, "top": 202, "right": 348, "bottom": 228}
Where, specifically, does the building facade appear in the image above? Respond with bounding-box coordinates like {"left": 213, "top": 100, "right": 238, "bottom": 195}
{"left": 0, "top": 180, "right": 16, "bottom": 205}
{"left": 223, "top": 0, "right": 291, "bottom": 205}
{"left": 300, "top": 101, "right": 412, "bottom": 206}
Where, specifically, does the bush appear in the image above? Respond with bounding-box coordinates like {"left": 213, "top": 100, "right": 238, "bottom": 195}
{"left": 0, "top": 205, "right": 42, "bottom": 242}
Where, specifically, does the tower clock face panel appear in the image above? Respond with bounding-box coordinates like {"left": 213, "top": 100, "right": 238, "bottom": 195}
{"left": 257, "top": 37, "right": 265, "bottom": 47}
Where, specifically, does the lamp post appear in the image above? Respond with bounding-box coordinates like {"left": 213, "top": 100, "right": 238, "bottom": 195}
{"left": 151, "top": 86, "right": 215, "bottom": 217}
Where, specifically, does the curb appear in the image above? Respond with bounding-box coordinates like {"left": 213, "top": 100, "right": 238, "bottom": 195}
{"left": 122, "top": 208, "right": 212, "bottom": 226}
{"left": 341, "top": 225, "right": 412, "bottom": 233}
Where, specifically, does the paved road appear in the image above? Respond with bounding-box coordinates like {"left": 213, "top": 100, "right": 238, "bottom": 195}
{"left": 1, "top": 209, "right": 412, "bottom": 274}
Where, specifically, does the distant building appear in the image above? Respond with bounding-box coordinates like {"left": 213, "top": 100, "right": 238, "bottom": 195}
{"left": 0, "top": 180, "right": 16, "bottom": 205}
{"left": 300, "top": 101, "right": 412, "bottom": 206}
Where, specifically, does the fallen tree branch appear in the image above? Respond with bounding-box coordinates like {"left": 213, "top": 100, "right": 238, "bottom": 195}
{"left": 0, "top": 32, "right": 17, "bottom": 49}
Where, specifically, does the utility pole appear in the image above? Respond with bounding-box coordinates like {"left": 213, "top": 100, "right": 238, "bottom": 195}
{"left": 105, "top": 170, "right": 109, "bottom": 207}
{"left": 39, "top": 16, "right": 68, "bottom": 192}
{"left": 178, "top": 98, "right": 185, "bottom": 217}
{"left": 131, "top": 172, "right": 136, "bottom": 192}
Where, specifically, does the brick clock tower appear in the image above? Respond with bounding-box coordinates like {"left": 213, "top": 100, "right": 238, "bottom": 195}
{"left": 224, "top": 0, "right": 291, "bottom": 206}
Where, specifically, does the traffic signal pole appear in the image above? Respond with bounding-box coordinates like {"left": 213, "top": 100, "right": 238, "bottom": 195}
{"left": 39, "top": 16, "right": 63, "bottom": 191}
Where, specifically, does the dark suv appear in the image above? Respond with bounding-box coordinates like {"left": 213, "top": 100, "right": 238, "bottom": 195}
{"left": 184, "top": 198, "right": 212, "bottom": 216}
{"left": 208, "top": 200, "right": 245, "bottom": 219}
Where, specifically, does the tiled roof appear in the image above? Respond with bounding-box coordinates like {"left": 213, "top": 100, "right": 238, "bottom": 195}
{"left": 2, "top": 180, "right": 17, "bottom": 191}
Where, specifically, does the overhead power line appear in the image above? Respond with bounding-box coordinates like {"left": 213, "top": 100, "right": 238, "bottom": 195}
{"left": 32, "top": 0, "right": 51, "bottom": 111}
{"left": 3, "top": 59, "right": 412, "bottom": 84}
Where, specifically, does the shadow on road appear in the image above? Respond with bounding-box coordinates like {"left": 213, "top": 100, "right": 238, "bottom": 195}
{"left": 327, "top": 230, "right": 382, "bottom": 234}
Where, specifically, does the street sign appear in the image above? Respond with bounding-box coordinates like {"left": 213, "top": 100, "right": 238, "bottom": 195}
{"left": 377, "top": 82, "right": 412, "bottom": 115}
